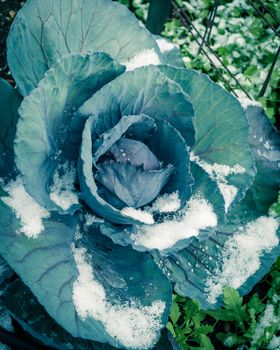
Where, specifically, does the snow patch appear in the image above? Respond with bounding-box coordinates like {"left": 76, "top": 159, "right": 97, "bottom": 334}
{"left": 72, "top": 245, "right": 165, "bottom": 349}
{"left": 190, "top": 152, "right": 245, "bottom": 211}
{"left": 124, "top": 49, "right": 161, "bottom": 71}
{"left": 84, "top": 213, "right": 105, "bottom": 226}
{"left": 206, "top": 217, "right": 279, "bottom": 304}
{"left": 50, "top": 162, "right": 79, "bottom": 210}
{"left": 121, "top": 207, "right": 155, "bottom": 225}
{"left": 151, "top": 192, "right": 181, "bottom": 213}
{"left": 132, "top": 195, "right": 217, "bottom": 250}
{"left": 156, "top": 38, "right": 176, "bottom": 53}
{"left": 252, "top": 304, "right": 279, "bottom": 345}
{"left": 2, "top": 178, "right": 50, "bottom": 238}
{"left": 239, "top": 97, "right": 262, "bottom": 109}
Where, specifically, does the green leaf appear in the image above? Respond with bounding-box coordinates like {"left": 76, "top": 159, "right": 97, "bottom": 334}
{"left": 166, "top": 322, "right": 176, "bottom": 337}
{"left": 199, "top": 334, "right": 214, "bottom": 350}
{"left": 247, "top": 294, "right": 265, "bottom": 315}
{"left": 170, "top": 302, "right": 180, "bottom": 325}
{"left": 223, "top": 287, "right": 248, "bottom": 328}
{"left": 193, "top": 325, "right": 213, "bottom": 336}
{"left": 184, "top": 300, "right": 200, "bottom": 321}
{"left": 206, "top": 288, "right": 247, "bottom": 327}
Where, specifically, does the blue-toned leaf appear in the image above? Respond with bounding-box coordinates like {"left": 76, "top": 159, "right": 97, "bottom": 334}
{"left": 79, "top": 66, "right": 195, "bottom": 147}
{"left": 80, "top": 111, "right": 192, "bottom": 223}
{"left": 7, "top": 0, "right": 163, "bottom": 96}
{"left": 0, "top": 188, "right": 172, "bottom": 349}
{"left": 15, "top": 52, "right": 124, "bottom": 213}
{"left": 92, "top": 114, "right": 157, "bottom": 168}
{"left": 3, "top": 279, "right": 174, "bottom": 350}
{"left": 109, "top": 138, "right": 161, "bottom": 171}
{"left": 155, "top": 37, "right": 185, "bottom": 68}
{"left": 242, "top": 103, "right": 280, "bottom": 214}
{"left": 159, "top": 66, "right": 256, "bottom": 214}
{"left": 191, "top": 163, "right": 225, "bottom": 223}
{"left": 147, "top": 120, "right": 193, "bottom": 205}
{"left": 96, "top": 162, "right": 174, "bottom": 208}
{"left": 0, "top": 79, "right": 22, "bottom": 179}
{"left": 3, "top": 279, "right": 121, "bottom": 350}
{"left": 154, "top": 215, "right": 280, "bottom": 309}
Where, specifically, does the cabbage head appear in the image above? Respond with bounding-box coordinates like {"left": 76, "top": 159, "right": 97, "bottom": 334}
{"left": 0, "top": 0, "right": 280, "bottom": 349}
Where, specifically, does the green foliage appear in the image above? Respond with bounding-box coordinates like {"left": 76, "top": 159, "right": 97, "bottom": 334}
{"left": 167, "top": 296, "right": 214, "bottom": 349}
{"left": 162, "top": 0, "right": 280, "bottom": 122}
{"left": 168, "top": 259, "right": 280, "bottom": 349}
{"left": 270, "top": 192, "right": 280, "bottom": 217}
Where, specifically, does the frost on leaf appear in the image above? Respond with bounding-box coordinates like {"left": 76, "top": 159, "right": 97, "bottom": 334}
{"left": 132, "top": 195, "right": 217, "bottom": 251}
{"left": 124, "top": 49, "right": 161, "bottom": 71}
{"left": 206, "top": 217, "right": 279, "bottom": 304}
{"left": 72, "top": 245, "right": 165, "bottom": 349}
{"left": 2, "top": 178, "right": 50, "bottom": 238}
{"left": 190, "top": 152, "right": 245, "bottom": 212}
{"left": 49, "top": 162, "right": 79, "bottom": 210}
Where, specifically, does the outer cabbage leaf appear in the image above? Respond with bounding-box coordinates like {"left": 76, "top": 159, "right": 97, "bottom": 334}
{"left": 243, "top": 103, "right": 280, "bottom": 213}
{"left": 0, "top": 188, "right": 172, "bottom": 349}
{"left": 153, "top": 215, "right": 280, "bottom": 310}
{"left": 159, "top": 66, "right": 256, "bottom": 214}
{"left": 0, "top": 79, "right": 22, "bottom": 179}
{"left": 7, "top": 0, "right": 162, "bottom": 96}
{"left": 15, "top": 52, "right": 124, "bottom": 213}
{"left": 3, "top": 279, "right": 174, "bottom": 350}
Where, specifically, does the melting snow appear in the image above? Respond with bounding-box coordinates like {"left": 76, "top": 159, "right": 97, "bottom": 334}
{"left": 72, "top": 245, "right": 165, "bottom": 349}
{"left": 2, "top": 178, "right": 50, "bottom": 238}
{"left": 150, "top": 192, "right": 181, "bottom": 213}
{"left": 49, "top": 162, "right": 79, "bottom": 210}
{"left": 206, "top": 217, "right": 279, "bottom": 304}
{"left": 121, "top": 207, "right": 155, "bottom": 225}
{"left": 252, "top": 304, "right": 279, "bottom": 345}
{"left": 132, "top": 195, "right": 217, "bottom": 250}
{"left": 190, "top": 152, "right": 245, "bottom": 212}
{"left": 124, "top": 49, "right": 161, "bottom": 71}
